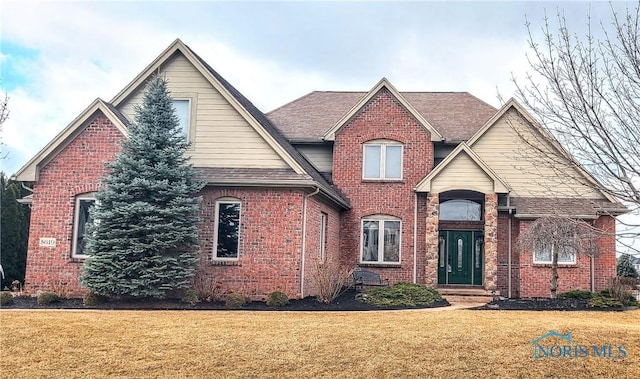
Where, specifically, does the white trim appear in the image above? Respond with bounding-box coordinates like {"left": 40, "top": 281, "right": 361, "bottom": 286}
{"left": 319, "top": 212, "right": 328, "bottom": 262}
{"left": 71, "top": 193, "right": 97, "bottom": 259}
{"left": 362, "top": 141, "right": 403, "bottom": 181}
{"left": 213, "top": 198, "right": 242, "bottom": 261}
{"left": 533, "top": 246, "right": 577, "bottom": 265}
{"left": 359, "top": 215, "right": 402, "bottom": 264}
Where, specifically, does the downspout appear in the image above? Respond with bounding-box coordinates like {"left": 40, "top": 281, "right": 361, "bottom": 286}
{"left": 507, "top": 195, "right": 512, "bottom": 298}
{"left": 413, "top": 192, "right": 418, "bottom": 283}
{"left": 22, "top": 183, "right": 34, "bottom": 193}
{"left": 300, "top": 186, "right": 320, "bottom": 298}
{"left": 590, "top": 255, "right": 595, "bottom": 292}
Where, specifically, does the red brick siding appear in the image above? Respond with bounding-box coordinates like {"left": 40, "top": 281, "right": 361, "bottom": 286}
{"left": 301, "top": 196, "right": 342, "bottom": 297}
{"left": 24, "top": 115, "right": 123, "bottom": 296}
{"left": 517, "top": 215, "right": 616, "bottom": 297}
{"left": 496, "top": 213, "right": 520, "bottom": 297}
{"left": 197, "top": 187, "right": 307, "bottom": 300}
{"left": 333, "top": 88, "right": 433, "bottom": 283}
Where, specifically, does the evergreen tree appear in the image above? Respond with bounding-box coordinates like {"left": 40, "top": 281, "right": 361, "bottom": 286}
{"left": 617, "top": 254, "right": 639, "bottom": 279}
{"left": 0, "top": 172, "right": 30, "bottom": 289}
{"left": 81, "top": 77, "right": 202, "bottom": 298}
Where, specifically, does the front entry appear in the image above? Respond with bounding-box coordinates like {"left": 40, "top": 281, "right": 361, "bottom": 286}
{"left": 438, "top": 230, "right": 483, "bottom": 285}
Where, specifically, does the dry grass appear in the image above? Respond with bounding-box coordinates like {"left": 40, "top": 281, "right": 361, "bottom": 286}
{"left": 1, "top": 309, "right": 639, "bottom": 378}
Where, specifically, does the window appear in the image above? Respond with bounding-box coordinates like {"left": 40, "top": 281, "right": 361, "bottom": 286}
{"left": 534, "top": 245, "right": 576, "bottom": 265}
{"left": 361, "top": 216, "right": 401, "bottom": 264}
{"left": 363, "top": 142, "right": 402, "bottom": 180}
{"left": 440, "top": 199, "right": 482, "bottom": 221}
{"left": 320, "top": 212, "right": 328, "bottom": 261}
{"left": 72, "top": 194, "right": 96, "bottom": 258}
{"left": 214, "top": 199, "right": 241, "bottom": 260}
{"left": 172, "top": 99, "right": 190, "bottom": 137}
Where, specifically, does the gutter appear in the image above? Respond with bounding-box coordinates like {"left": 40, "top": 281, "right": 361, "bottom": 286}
{"left": 300, "top": 186, "right": 320, "bottom": 298}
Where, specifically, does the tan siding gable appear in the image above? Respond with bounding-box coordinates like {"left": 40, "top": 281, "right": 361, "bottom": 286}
{"left": 431, "top": 151, "right": 494, "bottom": 193}
{"left": 296, "top": 145, "right": 333, "bottom": 173}
{"left": 471, "top": 109, "right": 603, "bottom": 198}
{"left": 118, "top": 53, "right": 288, "bottom": 169}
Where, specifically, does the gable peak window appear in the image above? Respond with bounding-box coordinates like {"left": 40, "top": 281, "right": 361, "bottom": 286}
{"left": 363, "top": 140, "right": 403, "bottom": 180}
{"left": 361, "top": 215, "right": 401, "bottom": 264}
{"left": 214, "top": 198, "right": 241, "bottom": 260}
{"left": 72, "top": 193, "right": 96, "bottom": 258}
{"left": 172, "top": 99, "right": 191, "bottom": 137}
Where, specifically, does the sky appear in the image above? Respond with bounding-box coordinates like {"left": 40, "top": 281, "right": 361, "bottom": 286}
{"left": 1, "top": 0, "right": 638, "bottom": 253}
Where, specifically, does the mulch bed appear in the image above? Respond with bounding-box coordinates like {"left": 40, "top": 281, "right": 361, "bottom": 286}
{"left": 1, "top": 289, "right": 450, "bottom": 311}
{"left": 473, "top": 297, "right": 632, "bottom": 311}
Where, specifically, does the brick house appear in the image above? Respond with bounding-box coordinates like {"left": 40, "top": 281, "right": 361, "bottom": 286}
{"left": 13, "top": 39, "right": 626, "bottom": 300}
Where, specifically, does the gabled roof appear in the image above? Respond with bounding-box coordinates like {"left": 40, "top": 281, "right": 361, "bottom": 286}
{"left": 12, "top": 98, "right": 129, "bottom": 182}
{"left": 267, "top": 90, "right": 496, "bottom": 143}
{"left": 322, "top": 78, "right": 444, "bottom": 142}
{"left": 15, "top": 39, "right": 349, "bottom": 209}
{"left": 415, "top": 142, "right": 510, "bottom": 194}
{"left": 510, "top": 197, "right": 627, "bottom": 219}
{"left": 468, "top": 98, "right": 621, "bottom": 205}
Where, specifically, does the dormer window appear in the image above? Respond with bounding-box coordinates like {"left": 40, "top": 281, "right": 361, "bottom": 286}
{"left": 363, "top": 141, "right": 403, "bottom": 180}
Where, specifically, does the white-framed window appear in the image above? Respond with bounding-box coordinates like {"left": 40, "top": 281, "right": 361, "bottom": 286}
{"left": 172, "top": 99, "right": 191, "bottom": 137}
{"left": 361, "top": 216, "right": 401, "bottom": 264}
{"left": 363, "top": 141, "right": 403, "bottom": 180}
{"left": 320, "top": 212, "right": 328, "bottom": 261}
{"left": 214, "top": 198, "right": 241, "bottom": 260}
{"left": 72, "top": 193, "right": 96, "bottom": 258}
{"left": 533, "top": 245, "right": 576, "bottom": 265}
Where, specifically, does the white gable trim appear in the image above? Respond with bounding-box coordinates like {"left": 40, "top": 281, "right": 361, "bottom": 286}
{"left": 110, "top": 39, "right": 306, "bottom": 175}
{"left": 323, "top": 78, "right": 444, "bottom": 142}
{"left": 12, "top": 99, "right": 128, "bottom": 182}
{"left": 415, "top": 142, "right": 510, "bottom": 194}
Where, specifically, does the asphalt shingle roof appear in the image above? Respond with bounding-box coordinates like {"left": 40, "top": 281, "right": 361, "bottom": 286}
{"left": 266, "top": 91, "right": 497, "bottom": 142}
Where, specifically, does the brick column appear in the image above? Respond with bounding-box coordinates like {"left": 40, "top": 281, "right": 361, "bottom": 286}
{"left": 424, "top": 193, "right": 439, "bottom": 287}
{"left": 484, "top": 194, "right": 498, "bottom": 292}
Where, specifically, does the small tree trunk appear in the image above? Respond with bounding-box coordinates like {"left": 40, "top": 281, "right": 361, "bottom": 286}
{"left": 550, "top": 245, "right": 559, "bottom": 299}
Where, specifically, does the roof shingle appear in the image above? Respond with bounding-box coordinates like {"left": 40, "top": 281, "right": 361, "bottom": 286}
{"left": 266, "top": 91, "right": 497, "bottom": 142}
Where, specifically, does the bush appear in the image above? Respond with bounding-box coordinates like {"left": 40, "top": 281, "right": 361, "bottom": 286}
{"left": 225, "top": 292, "right": 247, "bottom": 308}
{"left": 181, "top": 289, "right": 200, "bottom": 306}
{"left": 37, "top": 292, "right": 60, "bottom": 305}
{"left": 83, "top": 291, "right": 108, "bottom": 306}
{"left": 558, "top": 289, "right": 593, "bottom": 299}
{"left": 192, "top": 271, "right": 224, "bottom": 302}
{"left": 588, "top": 293, "right": 623, "bottom": 308}
{"left": 356, "top": 282, "right": 442, "bottom": 308}
{"left": 308, "top": 259, "right": 353, "bottom": 304}
{"left": 608, "top": 277, "right": 638, "bottom": 306}
{"left": 266, "top": 291, "right": 289, "bottom": 307}
{"left": 0, "top": 291, "right": 13, "bottom": 306}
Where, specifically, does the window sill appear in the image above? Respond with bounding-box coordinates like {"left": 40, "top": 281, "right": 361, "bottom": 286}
{"left": 532, "top": 263, "right": 578, "bottom": 268}
{"left": 361, "top": 179, "right": 404, "bottom": 184}
{"left": 358, "top": 263, "right": 402, "bottom": 268}
{"left": 70, "top": 258, "right": 87, "bottom": 263}
{"left": 210, "top": 260, "right": 241, "bottom": 266}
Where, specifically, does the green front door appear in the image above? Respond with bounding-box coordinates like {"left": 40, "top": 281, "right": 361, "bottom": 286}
{"left": 437, "top": 231, "right": 483, "bottom": 285}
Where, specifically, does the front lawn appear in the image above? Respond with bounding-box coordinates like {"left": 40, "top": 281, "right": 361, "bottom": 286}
{"left": 1, "top": 309, "right": 638, "bottom": 378}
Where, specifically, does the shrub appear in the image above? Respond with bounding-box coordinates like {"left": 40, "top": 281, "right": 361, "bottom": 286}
{"left": 83, "top": 291, "right": 108, "bottom": 306}
{"left": 192, "top": 271, "right": 224, "bottom": 302}
{"left": 266, "top": 291, "right": 289, "bottom": 307}
{"left": 0, "top": 291, "right": 13, "bottom": 306}
{"left": 356, "top": 282, "right": 442, "bottom": 308}
{"left": 181, "top": 289, "right": 200, "bottom": 306}
{"left": 37, "top": 292, "right": 60, "bottom": 305}
{"left": 608, "top": 277, "right": 638, "bottom": 306}
{"left": 308, "top": 259, "right": 353, "bottom": 304}
{"left": 558, "top": 289, "right": 593, "bottom": 299}
{"left": 588, "top": 293, "right": 623, "bottom": 308}
{"left": 225, "top": 292, "right": 247, "bottom": 308}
